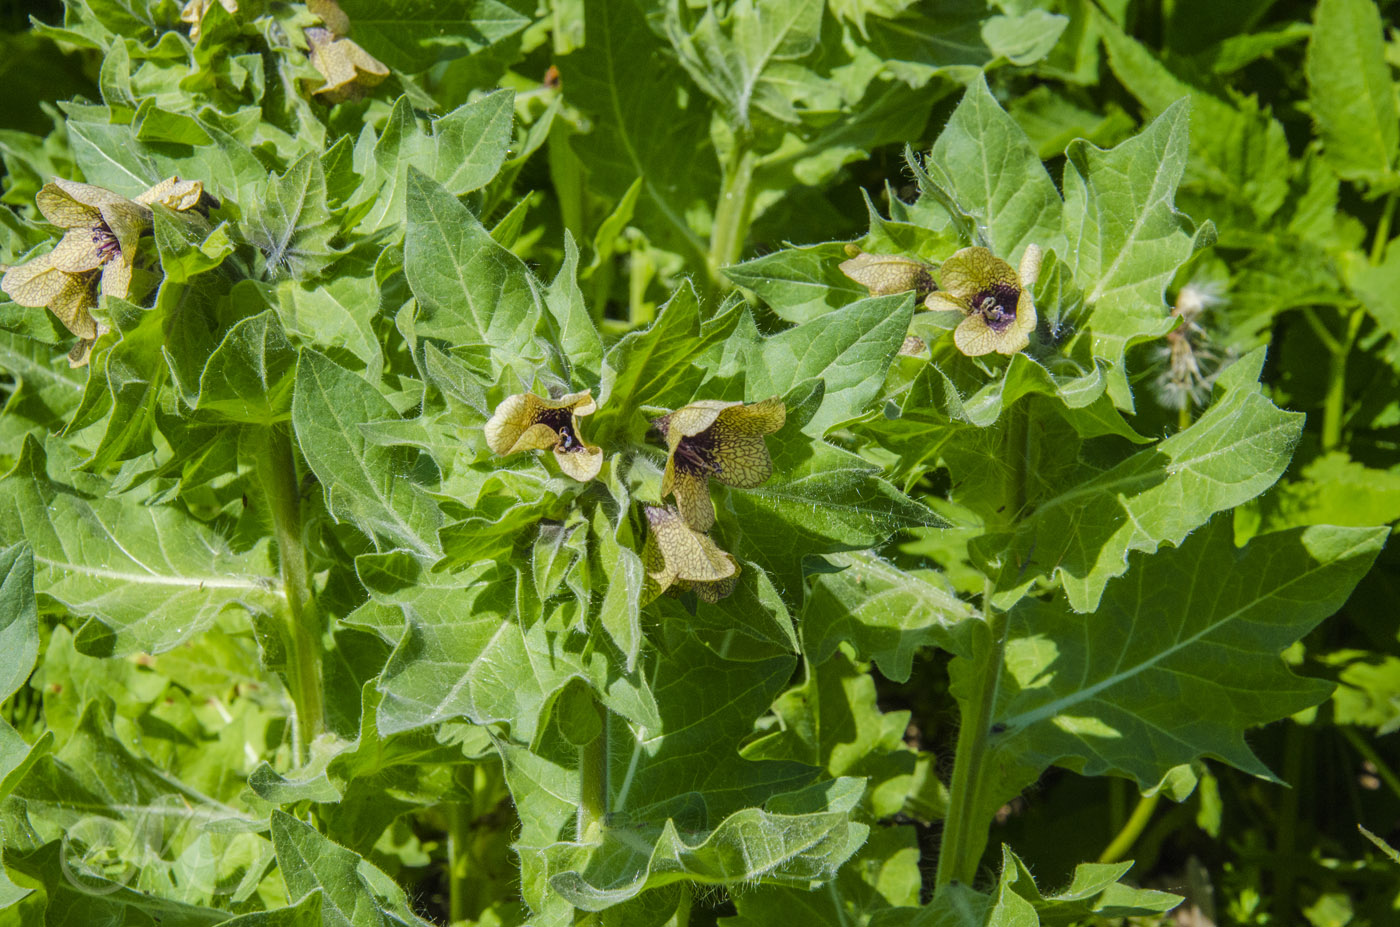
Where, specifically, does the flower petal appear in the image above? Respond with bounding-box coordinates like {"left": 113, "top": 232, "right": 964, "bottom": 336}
{"left": 67, "top": 338, "right": 96, "bottom": 368}
{"left": 47, "top": 272, "right": 99, "bottom": 340}
{"left": 669, "top": 465, "right": 714, "bottom": 532}
{"left": 716, "top": 396, "right": 785, "bottom": 436}
{"left": 953, "top": 314, "right": 998, "bottom": 357}
{"left": 709, "top": 433, "right": 773, "bottom": 489}
{"left": 136, "top": 177, "right": 207, "bottom": 212}
{"left": 2, "top": 253, "right": 66, "bottom": 307}
{"left": 939, "top": 246, "right": 1018, "bottom": 301}
{"left": 554, "top": 443, "right": 603, "bottom": 482}
{"left": 839, "top": 251, "right": 935, "bottom": 296}
{"left": 924, "top": 292, "right": 970, "bottom": 314}
{"left": 654, "top": 399, "right": 736, "bottom": 447}
{"left": 48, "top": 229, "right": 104, "bottom": 273}
{"left": 101, "top": 256, "right": 133, "bottom": 301}
{"left": 644, "top": 506, "right": 737, "bottom": 584}
{"left": 34, "top": 182, "right": 102, "bottom": 228}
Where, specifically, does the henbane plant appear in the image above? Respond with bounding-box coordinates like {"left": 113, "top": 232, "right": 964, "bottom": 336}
{"left": 0, "top": 2, "right": 1392, "bottom": 926}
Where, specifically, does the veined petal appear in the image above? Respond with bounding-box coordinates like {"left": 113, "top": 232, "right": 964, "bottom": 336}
{"left": 136, "top": 177, "right": 207, "bottom": 211}
{"left": 2, "top": 253, "right": 67, "bottom": 307}
{"left": 47, "top": 272, "right": 99, "bottom": 340}
{"left": 48, "top": 229, "right": 104, "bottom": 273}
{"left": 716, "top": 396, "right": 785, "bottom": 436}
{"left": 644, "top": 506, "right": 738, "bottom": 584}
{"left": 669, "top": 466, "right": 714, "bottom": 532}
{"left": 924, "top": 292, "right": 970, "bottom": 314}
{"left": 839, "top": 251, "right": 935, "bottom": 297}
{"left": 554, "top": 443, "right": 603, "bottom": 482}
{"left": 655, "top": 399, "right": 737, "bottom": 446}
{"left": 35, "top": 181, "right": 103, "bottom": 229}
{"left": 101, "top": 256, "right": 133, "bottom": 301}
{"left": 709, "top": 433, "right": 773, "bottom": 489}
{"left": 100, "top": 198, "right": 153, "bottom": 260}
{"left": 939, "top": 246, "right": 1018, "bottom": 302}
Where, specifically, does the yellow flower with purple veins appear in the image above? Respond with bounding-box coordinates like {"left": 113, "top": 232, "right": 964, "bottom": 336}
{"left": 484, "top": 390, "right": 603, "bottom": 482}
{"left": 838, "top": 245, "right": 936, "bottom": 298}
{"left": 641, "top": 505, "right": 740, "bottom": 604}
{"left": 1, "top": 176, "right": 211, "bottom": 367}
{"left": 925, "top": 245, "right": 1041, "bottom": 357}
{"left": 653, "top": 397, "right": 785, "bottom": 532}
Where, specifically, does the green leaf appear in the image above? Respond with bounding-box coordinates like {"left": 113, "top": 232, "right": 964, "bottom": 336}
{"left": 270, "top": 810, "right": 429, "bottom": 927}
{"left": 1062, "top": 100, "right": 1213, "bottom": 408}
{"left": 723, "top": 242, "right": 868, "bottom": 324}
{"left": 545, "top": 234, "right": 605, "bottom": 392}
{"left": 292, "top": 350, "right": 443, "bottom": 557}
{"left": 928, "top": 74, "right": 1063, "bottom": 259}
{"left": 728, "top": 441, "right": 941, "bottom": 597}
{"left": 742, "top": 649, "right": 919, "bottom": 817}
{"left": 0, "top": 436, "right": 278, "bottom": 656}
{"left": 747, "top": 292, "right": 912, "bottom": 436}
{"left": 370, "top": 558, "right": 656, "bottom": 742}
{"left": 195, "top": 311, "right": 296, "bottom": 425}
{"left": 980, "top": 521, "right": 1385, "bottom": 808}
{"left": 563, "top": 0, "right": 716, "bottom": 269}
{"left": 0, "top": 543, "right": 38, "bottom": 701}
{"left": 987, "top": 351, "right": 1302, "bottom": 612}
{"left": 334, "top": 0, "right": 530, "bottom": 73}
{"left": 724, "top": 826, "right": 923, "bottom": 925}
{"left": 1305, "top": 0, "right": 1399, "bottom": 188}
{"left": 402, "top": 168, "right": 540, "bottom": 371}
{"left": 802, "top": 551, "right": 974, "bottom": 682}
{"left": 245, "top": 152, "right": 340, "bottom": 281}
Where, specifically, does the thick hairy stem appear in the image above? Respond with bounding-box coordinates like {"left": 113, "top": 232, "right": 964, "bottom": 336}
{"left": 577, "top": 699, "right": 609, "bottom": 841}
{"left": 708, "top": 142, "right": 757, "bottom": 289}
{"left": 256, "top": 425, "right": 323, "bottom": 765}
{"left": 448, "top": 801, "right": 472, "bottom": 924}
{"left": 935, "top": 579, "right": 1008, "bottom": 887}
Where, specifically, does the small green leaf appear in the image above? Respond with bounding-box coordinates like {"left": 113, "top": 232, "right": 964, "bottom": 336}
{"left": 195, "top": 311, "right": 296, "bottom": 425}
{"left": 245, "top": 152, "right": 340, "bottom": 280}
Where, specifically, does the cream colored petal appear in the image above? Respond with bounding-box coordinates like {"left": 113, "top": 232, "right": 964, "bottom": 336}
{"left": 839, "top": 252, "right": 935, "bottom": 296}
{"left": 485, "top": 393, "right": 546, "bottom": 454}
{"left": 35, "top": 182, "right": 101, "bottom": 229}
{"left": 953, "top": 314, "right": 997, "bottom": 357}
{"left": 645, "top": 506, "right": 737, "bottom": 583}
{"left": 309, "top": 31, "right": 390, "bottom": 103}
{"left": 709, "top": 434, "right": 772, "bottom": 489}
{"left": 47, "top": 272, "right": 99, "bottom": 340}
{"left": 136, "top": 177, "right": 206, "bottom": 211}
{"left": 48, "top": 229, "right": 104, "bottom": 273}
{"left": 691, "top": 563, "right": 740, "bottom": 603}
{"left": 993, "top": 296, "right": 1036, "bottom": 356}
{"left": 656, "top": 399, "right": 738, "bottom": 443}
{"left": 557, "top": 390, "right": 596, "bottom": 416}
{"left": 924, "top": 292, "right": 970, "bottom": 314}
{"left": 101, "top": 257, "right": 133, "bottom": 301}
{"left": 2, "top": 253, "right": 66, "bottom": 307}
{"left": 939, "top": 246, "right": 1018, "bottom": 301}
{"left": 670, "top": 467, "right": 715, "bottom": 532}
{"left": 1018, "top": 244, "right": 1042, "bottom": 288}
{"left": 716, "top": 396, "right": 785, "bottom": 436}
{"left": 899, "top": 335, "right": 928, "bottom": 357}
{"left": 554, "top": 443, "right": 602, "bottom": 482}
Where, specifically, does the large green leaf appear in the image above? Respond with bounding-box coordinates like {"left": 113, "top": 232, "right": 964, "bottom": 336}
{"left": 1305, "top": 0, "right": 1399, "bottom": 188}
{"left": 0, "top": 436, "right": 279, "bottom": 656}
{"left": 292, "top": 350, "right": 443, "bottom": 557}
{"left": 985, "top": 351, "right": 1301, "bottom": 612}
{"left": 1062, "top": 100, "right": 1212, "bottom": 409}
{"left": 927, "top": 74, "right": 1063, "bottom": 259}
{"left": 334, "top": 0, "right": 530, "bottom": 73}
{"left": 972, "top": 521, "right": 1385, "bottom": 826}
{"left": 402, "top": 168, "right": 540, "bottom": 372}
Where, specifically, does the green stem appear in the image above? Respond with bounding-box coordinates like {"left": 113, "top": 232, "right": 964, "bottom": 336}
{"left": 935, "top": 577, "right": 1008, "bottom": 887}
{"left": 1098, "top": 789, "right": 1161, "bottom": 864}
{"left": 1320, "top": 308, "right": 1364, "bottom": 453}
{"left": 577, "top": 700, "right": 608, "bottom": 842}
{"left": 1273, "top": 721, "right": 1307, "bottom": 919}
{"left": 708, "top": 141, "right": 758, "bottom": 288}
{"left": 1370, "top": 191, "right": 1397, "bottom": 265}
{"left": 256, "top": 425, "right": 323, "bottom": 765}
{"left": 448, "top": 801, "right": 471, "bottom": 924}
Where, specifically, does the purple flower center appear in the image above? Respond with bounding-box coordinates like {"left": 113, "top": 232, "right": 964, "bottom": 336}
{"left": 974, "top": 283, "right": 1020, "bottom": 334}
{"left": 675, "top": 431, "right": 721, "bottom": 476}
{"left": 537, "top": 407, "right": 583, "bottom": 451}
{"left": 92, "top": 226, "right": 121, "bottom": 263}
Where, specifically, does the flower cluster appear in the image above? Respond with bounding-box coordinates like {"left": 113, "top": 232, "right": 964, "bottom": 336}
{"left": 1, "top": 177, "right": 211, "bottom": 366}
{"left": 484, "top": 391, "right": 785, "bottom": 603}
{"left": 840, "top": 243, "right": 1043, "bottom": 358}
